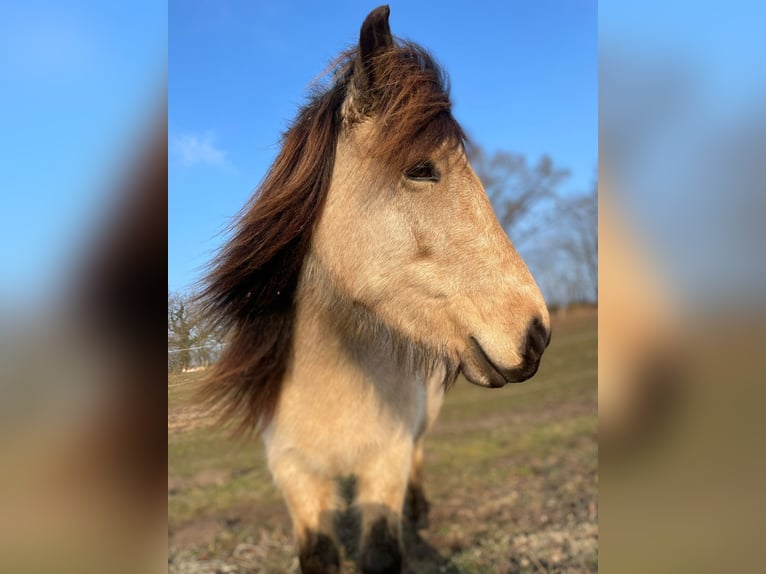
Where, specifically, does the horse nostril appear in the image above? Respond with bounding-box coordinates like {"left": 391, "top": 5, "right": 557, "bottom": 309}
{"left": 525, "top": 318, "right": 550, "bottom": 360}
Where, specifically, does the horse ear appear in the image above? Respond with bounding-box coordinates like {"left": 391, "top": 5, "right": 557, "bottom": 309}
{"left": 344, "top": 5, "right": 394, "bottom": 122}
{"left": 359, "top": 5, "right": 393, "bottom": 74}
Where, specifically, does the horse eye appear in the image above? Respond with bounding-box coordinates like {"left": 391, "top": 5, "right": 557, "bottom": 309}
{"left": 404, "top": 161, "right": 439, "bottom": 182}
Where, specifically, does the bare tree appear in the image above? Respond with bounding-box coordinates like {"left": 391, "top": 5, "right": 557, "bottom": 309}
{"left": 558, "top": 181, "right": 598, "bottom": 302}
{"left": 168, "top": 291, "right": 224, "bottom": 373}
{"left": 468, "top": 146, "right": 570, "bottom": 248}
{"left": 168, "top": 291, "right": 193, "bottom": 372}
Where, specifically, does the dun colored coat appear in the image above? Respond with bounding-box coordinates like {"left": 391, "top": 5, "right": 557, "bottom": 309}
{"left": 199, "top": 6, "right": 551, "bottom": 573}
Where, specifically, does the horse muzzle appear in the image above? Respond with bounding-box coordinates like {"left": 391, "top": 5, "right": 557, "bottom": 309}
{"left": 462, "top": 318, "right": 551, "bottom": 387}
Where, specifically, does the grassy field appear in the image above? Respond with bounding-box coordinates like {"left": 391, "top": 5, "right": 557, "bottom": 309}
{"left": 168, "top": 308, "right": 598, "bottom": 573}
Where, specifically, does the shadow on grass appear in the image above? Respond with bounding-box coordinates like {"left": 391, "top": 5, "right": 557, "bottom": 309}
{"left": 403, "top": 522, "right": 463, "bottom": 574}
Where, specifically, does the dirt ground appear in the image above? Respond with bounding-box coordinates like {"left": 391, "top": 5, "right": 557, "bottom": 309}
{"left": 168, "top": 307, "right": 598, "bottom": 573}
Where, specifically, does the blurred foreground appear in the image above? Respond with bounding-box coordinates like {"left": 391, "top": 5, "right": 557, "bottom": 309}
{"left": 600, "top": 2, "right": 766, "bottom": 570}
{"left": 0, "top": 3, "right": 166, "bottom": 572}
{"left": 0, "top": 114, "right": 167, "bottom": 574}
{"left": 600, "top": 177, "right": 766, "bottom": 573}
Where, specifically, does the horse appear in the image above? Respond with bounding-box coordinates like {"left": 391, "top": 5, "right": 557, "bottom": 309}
{"left": 198, "top": 6, "right": 551, "bottom": 573}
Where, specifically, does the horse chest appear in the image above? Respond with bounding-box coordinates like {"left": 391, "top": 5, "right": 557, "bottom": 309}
{"left": 265, "top": 373, "right": 428, "bottom": 474}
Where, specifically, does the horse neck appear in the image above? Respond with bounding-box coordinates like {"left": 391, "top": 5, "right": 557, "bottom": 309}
{"left": 285, "top": 253, "right": 431, "bottom": 417}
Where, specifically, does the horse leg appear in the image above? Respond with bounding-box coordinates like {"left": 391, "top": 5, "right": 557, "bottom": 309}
{"left": 355, "top": 445, "right": 411, "bottom": 574}
{"left": 404, "top": 373, "right": 444, "bottom": 531}
{"left": 270, "top": 458, "right": 340, "bottom": 574}
{"left": 404, "top": 439, "right": 430, "bottom": 530}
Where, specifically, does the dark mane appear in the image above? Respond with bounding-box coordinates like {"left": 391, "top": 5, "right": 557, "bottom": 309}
{"left": 339, "top": 39, "right": 466, "bottom": 172}
{"left": 197, "top": 39, "right": 465, "bottom": 434}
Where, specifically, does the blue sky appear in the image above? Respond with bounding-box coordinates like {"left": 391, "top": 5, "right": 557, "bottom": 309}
{"left": 600, "top": 1, "right": 766, "bottom": 304}
{"left": 600, "top": 0, "right": 766, "bottom": 121}
{"left": 0, "top": 1, "right": 166, "bottom": 305}
{"left": 169, "top": 0, "right": 598, "bottom": 293}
